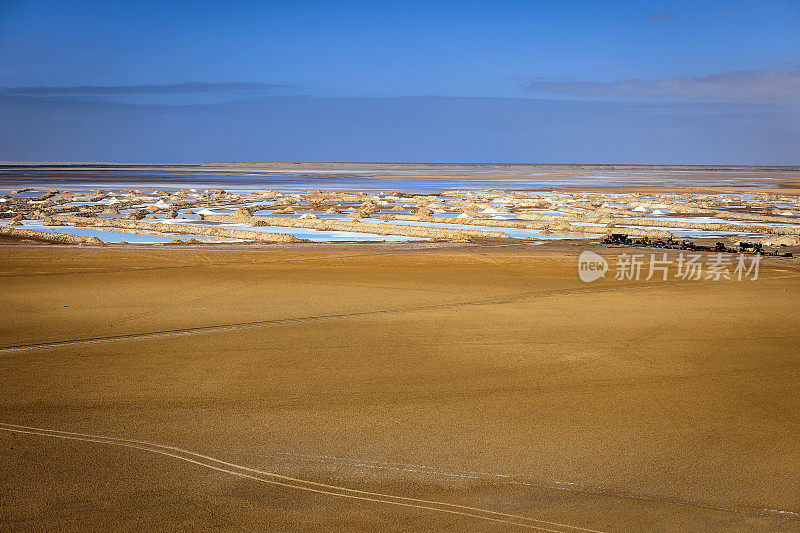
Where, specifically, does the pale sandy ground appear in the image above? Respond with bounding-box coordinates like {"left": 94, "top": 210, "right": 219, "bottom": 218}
{"left": 1, "top": 242, "right": 799, "bottom": 532}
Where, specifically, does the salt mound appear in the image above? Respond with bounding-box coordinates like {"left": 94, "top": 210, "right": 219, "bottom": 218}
{"left": 299, "top": 213, "right": 319, "bottom": 219}
{"left": 231, "top": 207, "right": 254, "bottom": 219}
{"left": 125, "top": 209, "right": 148, "bottom": 220}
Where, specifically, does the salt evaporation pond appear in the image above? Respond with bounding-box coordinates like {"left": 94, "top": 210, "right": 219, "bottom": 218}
{"left": 240, "top": 225, "right": 424, "bottom": 242}
{"left": 358, "top": 218, "right": 592, "bottom": 240}
{"left": 616, "top": 225, "right": 765, "bottom": 239}
{"left": 0, "top": 220, "right": 242, "bottom": 244}
{"left": 157, "top": 219, "right": 424, "bottom": 242}
{"left": 638, "top": 215, "right": 800, "bottom": 228}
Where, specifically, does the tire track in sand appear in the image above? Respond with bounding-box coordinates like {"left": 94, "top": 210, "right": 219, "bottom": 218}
{"left": 5, "top": 272, "right": 798, "bottom": 355}
{"left": 0, "top": 282, "right": 678, "bottom": 355}
{"left": 0, "top": 422, "right": 602, "bottom": 532}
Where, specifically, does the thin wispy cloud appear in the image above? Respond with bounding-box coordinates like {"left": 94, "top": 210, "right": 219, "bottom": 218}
{"left": 647, "top": 13, "right": 679, "bottom": 22}
{"left": 526, "top": 69, "right": 800, "bottom": 101}
{"left": 2, "top": 82, "right": 288, "bottom": 96}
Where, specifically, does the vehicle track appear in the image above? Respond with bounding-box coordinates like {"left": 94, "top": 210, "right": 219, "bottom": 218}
{"left": 0, "top": 281, "right": 677, "bottom": 354}
{"left": 3, "top": 268, "right": 797, "bottom": 356}
{"left": 251, "top": 451, "right": 800, "bottom": 521}
{"left": 0, "top": 422, "right": 602, "bottom": 532}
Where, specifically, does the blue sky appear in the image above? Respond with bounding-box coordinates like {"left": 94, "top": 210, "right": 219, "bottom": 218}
{"left": 1, "top": 0, "right": 798, "bottom": 163}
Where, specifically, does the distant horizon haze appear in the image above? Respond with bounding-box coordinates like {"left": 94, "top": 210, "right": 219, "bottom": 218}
{"left": 1, "top": 1, "right": 798, "bottom": 164}
{"left": 2, "top": 96, "right": 797, "bottom": 165}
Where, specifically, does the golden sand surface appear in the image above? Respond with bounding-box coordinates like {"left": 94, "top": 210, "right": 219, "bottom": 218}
{"left": 1, "top": 242, "right": 799, "bottom": 531}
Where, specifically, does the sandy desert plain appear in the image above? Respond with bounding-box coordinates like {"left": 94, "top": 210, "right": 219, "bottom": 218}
{"left": 1, "top": 163, "right": 799, "bottom": 532}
